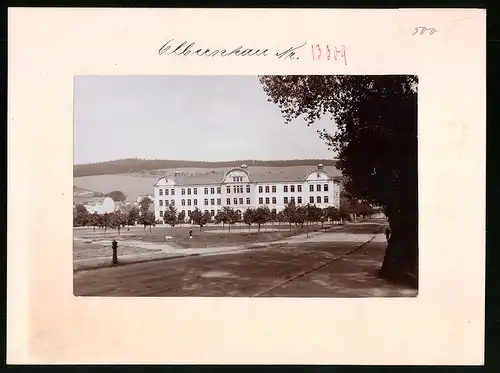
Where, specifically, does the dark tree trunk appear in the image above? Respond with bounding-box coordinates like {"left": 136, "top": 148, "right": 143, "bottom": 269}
{"left": 379, "top": 207, "right": 418, "bottom": 289}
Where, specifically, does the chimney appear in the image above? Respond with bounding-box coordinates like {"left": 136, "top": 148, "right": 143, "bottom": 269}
{"left": 317, "top": 163, "right": 324, "bottom": 171}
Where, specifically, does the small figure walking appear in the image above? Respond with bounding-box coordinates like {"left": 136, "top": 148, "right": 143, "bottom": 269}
{"left": 189, "top": 228, "right": 193, "bottom": 240}
{"left": 385, "top": 227, "right": 391, "bottom": 242}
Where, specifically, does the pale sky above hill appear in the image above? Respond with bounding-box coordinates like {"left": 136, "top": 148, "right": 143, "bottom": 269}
{"left": 74, "top": 76, "right": 337, "bottom": 165}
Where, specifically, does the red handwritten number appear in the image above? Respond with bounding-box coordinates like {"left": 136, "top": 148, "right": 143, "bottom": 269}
{"left": 311, "top": 44, "right": 347, "bottom": 66}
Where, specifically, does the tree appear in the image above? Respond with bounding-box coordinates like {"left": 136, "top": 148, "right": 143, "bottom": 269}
{"left": 260, "top": 75, "right": 418, "bottom": 287}
{"left": 139, "top": 197, "right": 152, "bottom": 213}
{"left": 282, "top": 201, "right": 298, "bottom": 231}
{"left": 163, "top": 205, "right": 178, "bottom": 234}
{"left": 177, "top": 210, "right": 186, "bottom": 224}
{"left": 111, "top": 211, "right": 127, "bottom": 235}
{"left": 305, "top": 204, "right": 323, "bottom": 236}
{"left": 88, "top": 212, "right": 100, "bottom": 239}
{"left": 220, "top": 206, "right": 238, "bottom": 234}
{"left": 324, "top": 206, "right": 340, "bottom": 223}
{"left": 191, "top": 208, "right": 210, "bottom": 231}
{"left": 243, "top": 208, "right": 256, "bottom": 232}
{"left": 202, "top": 211, "right": 212, "bottom": 226}
{"left": 214, "top": 211, "right": 224, "bottom": 227}
{"left": 142, "top": 211, "right": 156, "bottom": 232}
{"left": 73, "top": 204, "right": 89, "bottom": 227}
{"left": 106, "top": 190, "right": 127, "bottom": 202}
{"left": 101, "top": 212, "right": 112, "bottom": 234}
{"left": 253, "top": 206, "right": 271, "bottom": 233}
{"left": 127, "top": 207, "right": 140, "bottom": 226}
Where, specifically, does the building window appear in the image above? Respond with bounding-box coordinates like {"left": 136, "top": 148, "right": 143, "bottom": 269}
{"left": 284, "top": 197, "right": 289, "bottom": 204}
{"left": 290, "top": 185, "right": 295, "bottom": 193}
{"left": 284, "top": 185, "right": 288, "bottom": 193}
{"left": 159, "top": 189, "right": 163, "bottom": 196}
{"left": 205, "top": 210, "right": 209, "bottom": 214}
{"left": 226, "top": 186, "right": 231, "bottom": 193}
{"left": 227, "top": 198, "right": 231, "bottom": 205}
{"left": 188, "top": 210, "right": 192, "bottom": 217}
{"left": 211, "top": 187, "right": 215, "bottom": 194}
{"left": 239, "top": 198, "right": 243, "bottom": 205}
{"left": 211, "top": 210, "right": 215, "bottom": 217}
{"left": 181, "top": 199, "right": 186, "bottom": 206}
{"left": 211, "top": 198, "right": 215, "bottom": 205}
{"left": 297, "top": 185, "right": 302, "bottom": 192}
{"left": 324, "top": 196, "right": 329, "bottom": 203}
{"left": 316, "top": 184, "right": 321, "bottom": 192}
{"left": 272, "top": 208, "right": 277, "bottom": 214}
{"left": 187, "top": 199, "right": 191, "bottom": 206}
{"left": 194, "top": 199, "right": 198, "bottom": 206}
{"left": 165, "top": 189, "right": 169, "bottom": 195}
{"left": 297, "top": 197, "right": 302, "bottom": 204}
{"left": 290, "top": 197, "right": 295, "bottom": 203}
{"left": 171, "top": 199, "right": 175, "bottom": 206}
{"left": 204, "top": 187, "right": 209, "bottom": 194}
{"left": 233, "top": 186, "right": 237, "bottom": 194}
{"left": 317, "top": 196, "right": 321, "bottom": 203}
{"left": 272, "top": 197, "right": 276, "bottom": 204}
{"left": 265, "top": 197, "right": 270, "bottom": 204}
{"left": 324, "top": 184, "right": 329, "bottom": 191}
{"left": 234, "top": 198, "right": 238, "bottom": 205}
{"left": 309, "top": 185, "right": 314, "bottom": 192}
{"left": 259, "top": 197, "right": 263, "bottom": 204}
{"left": 217, "top": 198, "right": 221, "bottom": 205}
{"left": 265, "top": 185, "right": 270, "bottom": 193}
{"left": 258, "top": 186, "right": 263, "bottom": 193}
{"left": 246, "top": 185, "right": 251, "bottom": 193}
{"left": 159, "top": 200, "right": 163, "bottom": 206}
{"left": 217, "top": 187, "right": 221, "bottom": 194}
{"left": 310, "top": 196, "right": 314, "bottom": 203}
{"left": 165, "top": 200, "right": 169, "bottom": 206}
{"left": 246, "top": 197, "right": 251, "bottom": 205}
{"left": 193, "top": 188, "right": 197, "bottom": 195}
{"left": 271, "top": 185, "right": 276, "bottom": 193}
{"left": 181, "top": 188, "right": 186, "bottom": 195}
{"left": 160, "top": 210, "right": 163, "bottom": 217}
{"left": 204, "top": 199, "right": 209, "bottom": 206}
{"left": 187, "top": 188, "right": 191, "bottom": 195}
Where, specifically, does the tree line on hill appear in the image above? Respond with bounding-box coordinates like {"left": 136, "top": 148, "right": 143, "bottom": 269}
{"left": 73, "top": 158, "right": 339, "bottom": 177}
{"left": 74, "top": 194, "right": 377, "bottom": 237}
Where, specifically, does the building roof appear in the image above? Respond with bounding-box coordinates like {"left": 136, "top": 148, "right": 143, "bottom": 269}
{"left": 157, "top": 165, "right": 343, "bottom": 186}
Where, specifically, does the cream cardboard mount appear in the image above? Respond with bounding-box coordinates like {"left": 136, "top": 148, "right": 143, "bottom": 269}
{"left": 7, "top": 8, "right": 485, "bottom": 365}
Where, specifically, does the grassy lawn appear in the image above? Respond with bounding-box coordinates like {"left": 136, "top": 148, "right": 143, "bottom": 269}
{"left": 73, "top": 222, "right": 332, "bottom": 253}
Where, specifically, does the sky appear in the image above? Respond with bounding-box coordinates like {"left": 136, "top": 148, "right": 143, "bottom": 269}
{"left": 74, "top": 75, "right": 337, "bottom": 165}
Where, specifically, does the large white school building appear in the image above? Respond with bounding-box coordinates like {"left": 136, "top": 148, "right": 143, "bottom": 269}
{"left": 153, "top": 164, "right": 341, "bottom": 222}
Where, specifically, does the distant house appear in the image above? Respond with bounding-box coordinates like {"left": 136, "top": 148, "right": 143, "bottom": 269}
{"left": 73, "top": 196, "right": 116, "bottom": 214}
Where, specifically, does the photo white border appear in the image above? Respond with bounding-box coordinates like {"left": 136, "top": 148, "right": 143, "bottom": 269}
{"left": 8, "top": 8, "right": 485, "bottom": 364}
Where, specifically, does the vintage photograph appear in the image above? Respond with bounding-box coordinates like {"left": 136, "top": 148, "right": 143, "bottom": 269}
{"left": 73, "top": 75, "right": 418, "bottom": 297}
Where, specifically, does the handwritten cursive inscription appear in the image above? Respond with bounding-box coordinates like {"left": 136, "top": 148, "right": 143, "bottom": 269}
{"left": 158, "top": 39, "right": 269, "bottom": 58}
{"left": 158, "top": 39, "right": 348, "bottom": 66}
{"left": 412, "top": 26, "right": 438, "bottom": 35}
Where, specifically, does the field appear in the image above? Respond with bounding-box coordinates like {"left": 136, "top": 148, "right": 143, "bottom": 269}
{"left": 73, "top": 165, "right": 342, "bottom": 202}
{"left": 73, "top": 222, "right": 329, "bottom": 261}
